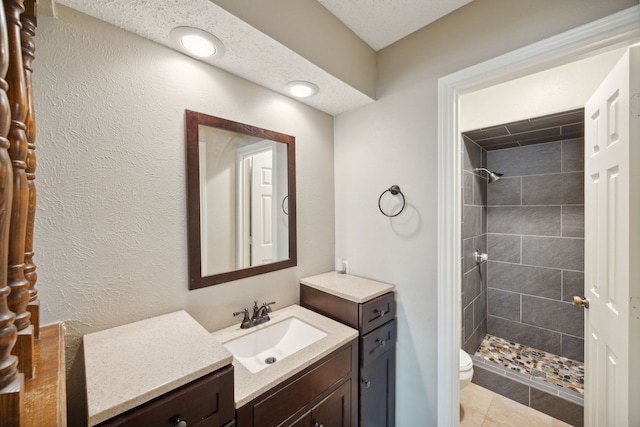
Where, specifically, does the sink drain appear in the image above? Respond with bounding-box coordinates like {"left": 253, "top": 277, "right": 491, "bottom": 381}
{"left": 265, "top": 356, "right": 277, "bottom": 364}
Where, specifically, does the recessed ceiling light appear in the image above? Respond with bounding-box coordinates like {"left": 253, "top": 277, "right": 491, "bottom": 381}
{"left": 287, "top": 81, "right": 319, "bottom": 98}
{"left": 170, "top": 27, "right": 225, "bottom": 59}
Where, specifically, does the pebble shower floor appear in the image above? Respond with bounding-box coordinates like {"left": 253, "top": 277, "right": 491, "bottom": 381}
{"left": 475, "top": 334, "right": 584, "bottom": 395}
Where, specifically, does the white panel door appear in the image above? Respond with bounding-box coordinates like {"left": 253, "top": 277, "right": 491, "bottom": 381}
{"left": 250, "top": 149, "right": 274, "bottom": 266}
{"left": 583, "top": 46, "right": 639, "bottom": 427}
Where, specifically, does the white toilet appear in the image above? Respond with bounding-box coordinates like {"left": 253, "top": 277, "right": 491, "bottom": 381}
{"left": 459, "top": 349, "right": 474, "bottom": 389}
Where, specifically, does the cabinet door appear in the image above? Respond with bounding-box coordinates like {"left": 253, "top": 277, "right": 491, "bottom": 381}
{"left": 310, "top": 380, "right": 351, "bottom": 427}
{"left": 287, "top": 412, "right": 312, "bottom": 427}
{"left": 98, "top": 366, "right": 234, "bottom": 427}
{"left": 360, "top": 349, "right": 395, "bottom": 427}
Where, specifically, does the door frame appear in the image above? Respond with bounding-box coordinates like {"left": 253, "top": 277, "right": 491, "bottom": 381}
{"left": 436, "top": 6, "right": 640, "bottom": 426}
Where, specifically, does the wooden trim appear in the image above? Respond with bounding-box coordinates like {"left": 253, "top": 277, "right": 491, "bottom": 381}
{"left": 21, "top": 0, "right": 38, "bottom": 340}
{"left": 24, "top": 323, "right": 67, "bottom": 427}
{"left": 0, "top": 375, "right": 24, "bottom": 427}
{"left": 0, "top": 0, "right": 19, "bottom": 394}
{"left": 5, "top": 0, "right": 31, "bottom": 334}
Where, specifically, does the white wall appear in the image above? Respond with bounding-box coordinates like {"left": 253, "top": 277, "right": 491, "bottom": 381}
{"left": 34, "top": 5, "right": 335, "bottom": 425}
{"left": 460, "top": 47, "right": 626, "bottom": 131}
{"left": 333, "top": 0, "right": 638, "bottom": 425}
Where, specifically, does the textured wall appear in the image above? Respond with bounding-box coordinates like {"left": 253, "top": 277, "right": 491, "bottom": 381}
{"left": 333, "top": 0, "right": 636, "bottom": 424}
{"left": 34, "top": 5, "right": 335, "bottom": 425}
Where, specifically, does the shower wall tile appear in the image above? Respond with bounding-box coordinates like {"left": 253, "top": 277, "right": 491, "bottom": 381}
{"left": 562, "top": 270, "right": 584, "bottom": 303}
{"left": 561, "top": 138, "right": 585, "bottom": 172}
{"left": 479, "top": 261, "right": 487, "bottom": 292}
{"left": 466, "top": 114, "right": 584, "bottom": 362}
{"left": 487, "top": 289, "right": 520, "bottom": 321}
{"left": 463, "top": 321, "right": 485, "bottom": 355}
{"left": 488, "top": 261, "right": 561, "bottom": 299}
{"left": 463, "top": 171, "right": 474, "bottom": 205}
{"left": 488, "top": 234, "right": 521, "bottom": 263}
{"left": 482, "top": 149, "right": 487, "bottom": 171}
{"left": 488, "top": 315, "right": 561, "bottom": 355}
{"left": 487, "top": 177, "right": 521, "bottom": 206}
{"left": 522, "top": 236, "right": 584, "bottom": 271}
{"left": 472, "top": 365, "right": 530, "bottom": 406}
{"left": 474, "top": 289, "right": 487, "bottom": 328}
{"left": 463, "top": 237, "right": 475, "bottom": 274}
{"left": 561, "top": 334, "right": 584, "bottom": 362}
{"left": 462, "top": 266, "right": 481, "bottom": 308}
{"left": 482, "top": 206, "right": 487, "bottom": 234}
{"left": 488, "top": 206, "right": 561, "bottom": 236}
{"left": 474, "top": 172, "right": 487, "bottom": 205}
{"left": 487, "top": 142, "right": 561, "bottom": 177}
{"left": 464, "top": 303, "right": 474, "bottom": 342}
{"left": 521, "top": 295, "right": 584, "bottom": 337}
{"left": 463, "top": 135, "right": 483, "bottom": 172}
{"left": 562, "top": 206, "right": 584, "bottom": 238}
{"left": 463, "top": 205, "right": 483, "bottom": 239}
{"left": 522, "top": 172, "right": 584, "bottom": 205}
{"left": 475, "top": 234, "right": 488, "bottom": 258}
{"left": 530, "top": 389, "right": 584, "bottom": 427}
{"left": 461, "top": 135, "right": 488, "bottom": 354}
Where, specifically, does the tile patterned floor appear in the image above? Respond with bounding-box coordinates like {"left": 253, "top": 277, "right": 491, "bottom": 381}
{"left": 474, "top": 334, "right": 584, "bottom": 396}
{"left": 460, "top": 382, "right": 574, "bottom": 427}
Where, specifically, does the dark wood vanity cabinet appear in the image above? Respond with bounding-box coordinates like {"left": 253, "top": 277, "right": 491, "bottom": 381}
{"left": 97, "top": 365, "right": 235, "bottom": 427}
{"left": 301, "top": 286, "right": 396, "bottom": 427}
{"left": 288, "top": 379, "right": 352, "bottom": 427}
{"left": 236, "top": 340, "right": 357, "bottom": 427}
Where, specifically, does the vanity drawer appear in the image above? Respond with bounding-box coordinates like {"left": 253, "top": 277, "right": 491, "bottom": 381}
{"left": 360, "top": 292, "right": 395, "bottom": 335}
{"left": 98, "top": 365, "right": 234, "bottom": 427}
{"left": 300, "top": 284, "right": 359, "bottom": 329}
{"left": 360, "top": 319, "right": 396, "bottom": 366}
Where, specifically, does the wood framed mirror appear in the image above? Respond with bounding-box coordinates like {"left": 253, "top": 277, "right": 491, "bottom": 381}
{"left": 185, "top": 110, "right": 297, "bottom": 289}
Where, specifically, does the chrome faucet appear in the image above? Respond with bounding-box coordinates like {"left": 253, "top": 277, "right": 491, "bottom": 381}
{"left": 234, "top": 301, "right": 276, "bottom": 329}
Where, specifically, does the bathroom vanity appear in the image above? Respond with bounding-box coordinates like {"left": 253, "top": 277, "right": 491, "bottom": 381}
{"left": 212, "top": 304, "right": 359, "bottom": 427}
{"left": 300, "top": 272, "right": 396, "bottom": 427}
{"left": 83, "top": 311, "right": 235, "bottom": 427}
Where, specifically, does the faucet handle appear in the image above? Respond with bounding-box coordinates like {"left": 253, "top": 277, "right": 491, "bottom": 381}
{"left": 263, "top": 301, "right": 276, "bottom": 313}
{"left": 233, "top": 308, "right": 252, "bottom": 329}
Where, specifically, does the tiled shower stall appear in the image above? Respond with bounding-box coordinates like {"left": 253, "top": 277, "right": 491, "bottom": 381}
{"left": 461, "top": 109, "right": 586, "bottom": 426}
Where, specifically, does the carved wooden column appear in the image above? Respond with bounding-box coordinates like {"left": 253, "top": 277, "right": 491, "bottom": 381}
{"left": 0, "top": 0, "right": 24, "bottom": 424}
{"left": 21, "top": 0, "right": 37, "bottom": 340}
{"left": 5, "top": 0, "right": 34, "bottom": 380}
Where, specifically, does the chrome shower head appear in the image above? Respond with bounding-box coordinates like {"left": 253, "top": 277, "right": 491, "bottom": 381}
{"left": 475, "top": 167, "right": 503, "bottom": 184}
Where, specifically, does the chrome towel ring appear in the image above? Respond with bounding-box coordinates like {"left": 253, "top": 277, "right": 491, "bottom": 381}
{"left": 378, "top": 185, "right": 405, "bottom": 217}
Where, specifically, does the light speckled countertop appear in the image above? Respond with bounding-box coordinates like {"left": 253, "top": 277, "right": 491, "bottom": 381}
{"left": 212, "top": 304, "right": 358, "bottom": 408}
{"left": 300, "top": 271, "right": 395, "bottom": 303}
{"left": 84, "top": 310, "right": 233, "bottom": 426}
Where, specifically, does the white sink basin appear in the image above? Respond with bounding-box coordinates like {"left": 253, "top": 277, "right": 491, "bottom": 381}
{"left": 223, "top": 317, "right": 328, "bottom": 373}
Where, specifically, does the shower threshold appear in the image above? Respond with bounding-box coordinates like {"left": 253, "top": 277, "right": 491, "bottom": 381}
{"left": 474, "top": 334, "right": 584, "bottom": 398}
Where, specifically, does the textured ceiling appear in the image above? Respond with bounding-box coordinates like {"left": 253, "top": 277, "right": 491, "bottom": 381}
{"left": 55, "top": 0, "right": 472, "bottom": 115}
{"left": 317, "top": 0, "right": 472, "bottom": 51}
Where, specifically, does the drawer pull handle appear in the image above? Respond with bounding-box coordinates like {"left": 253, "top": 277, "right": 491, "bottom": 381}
{"left": 375, "top": 309, "right": 386, "bottom": 317}
{"left": 313, "top": 423, "right": 324, "bottom": 427}
{"left": 174, "top": 418, "right": 187, "bottom": 427}
{"left": 376, "top": 338, "right": 387, "bottom": 347}
{"left": 362, "top": 379, "right": 371, "bottom": 388}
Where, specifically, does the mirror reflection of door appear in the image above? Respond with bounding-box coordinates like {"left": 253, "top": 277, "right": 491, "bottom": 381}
{"left": 237, "top": 143, "right": 276, "bottom": 268}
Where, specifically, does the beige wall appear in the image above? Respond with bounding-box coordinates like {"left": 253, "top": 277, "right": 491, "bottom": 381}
{"left": 34, "top": 5, "right": 335, "bottom": 425}
{"left": 334, "top": 0, "right": 638, "bottom": 424}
